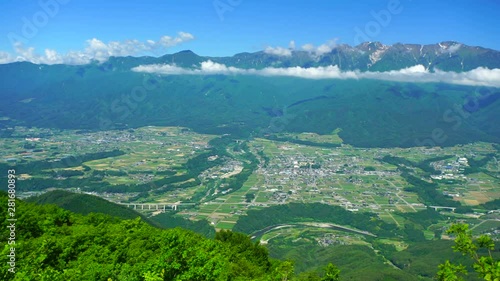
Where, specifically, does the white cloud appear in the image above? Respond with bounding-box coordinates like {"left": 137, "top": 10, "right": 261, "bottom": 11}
{"left": 361, "top": 65, "right": 500, "bottom": 87}
{"left": 131, "top": 60, "right": 355, "bottom": 78}
{"left": 316, "top": 44, "right": 334, "bottom": 56}
{"left": 132, "top": 61, "right": 500, "bottom": 87}
{"left": 0, "top": 32, "right": 195, "bottom": 65}
{"left": 132, "top": 60, "right": 358, "bottom": 79}
{"left": 316, "top": 39, "right": 339, "bottom": 56}
{"left": 301, "top": 39, "right": 338, "bottom": 57}
{"left": 289, "top": 40, "right": 296, "bottom": 50}
{"left": 264, "top": 46, "right": 292, "bottom": 57}
{"left": 0, "top": 51, "right": 14, "bottom": 64}
{"left": 200, "top": 60, "right": 246, "bottom": 74}
{"left": 132, "top": 63, "right": 193, "bottom": 75}
{"left": 301, "top": 43, "right": 315, "bottom": 53}
{"left": 254, "top": 65, "right": 356, "bottom": 79}
{"left": 447, "top": 44, "right": 461, "bottom": 54}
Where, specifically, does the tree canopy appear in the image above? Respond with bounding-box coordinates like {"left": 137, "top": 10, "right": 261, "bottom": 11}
{"left": 0, "top": 192, "right": 340, "bottom": 280}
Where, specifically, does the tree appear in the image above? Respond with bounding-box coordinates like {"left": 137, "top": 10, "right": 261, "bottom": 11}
{"left": 437, "top": 261, "right": 467, "bottom": 281}
{"left": 245, "top": 193, "right": 255, "bottom": 203}
{"left": 322, "top": 263, "right": 340, "bottom": 281}
{"left": 272, "top": 260, "right": 294, "bottom": 281}
{"left": 437, "top": 224, "right": 500, "bottom": 281}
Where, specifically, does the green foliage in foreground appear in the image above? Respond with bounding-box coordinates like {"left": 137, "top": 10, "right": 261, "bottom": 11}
{"left": 27, "top": 190, "right": 216, "bottom": 238}
{"left": 322, "top": 263, "right": 340, "bottom": 281}
{"left": 0, "top": 195, "right": 259, "bottom": 280}
{"left": 0, "top": 193, "right": 341, "bottom": 280}
{"left": 437, "top": 224, "right": 500, "bottom": 281}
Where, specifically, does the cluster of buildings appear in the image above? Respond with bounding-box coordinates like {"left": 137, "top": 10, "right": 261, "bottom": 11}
{"left": 430, "top": 156, "right": 469, "bottom": 181}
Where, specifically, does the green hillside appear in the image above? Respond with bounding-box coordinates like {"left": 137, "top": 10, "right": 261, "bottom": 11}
{"left": 232, "top": 203, "right": 496, "bottom": 280}
{"left": 1, "top": 63, "right": 499, "bottom": 147}
{"left": 27, "top": 190, "right": 217, "bottom": 237}
{"left": 2, "top": 193, "right": 497, "bottom": 280}
{"left": 26, "top": 190, "right": 152, "bottom": 222}
{"left": 150, "top": 212, "right": 216, "bottom": 238}
{"left": 0, "top": 192, "right": 303, "bottom": 280}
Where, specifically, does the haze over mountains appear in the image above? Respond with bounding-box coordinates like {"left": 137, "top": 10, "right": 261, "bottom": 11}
{"left": 1, "top": 41, "right": 499, "bottom": 147}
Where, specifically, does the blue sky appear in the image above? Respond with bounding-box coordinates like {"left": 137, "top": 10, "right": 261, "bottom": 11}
{"left": 0, "top": 0, "right": 499, "bottom": 61}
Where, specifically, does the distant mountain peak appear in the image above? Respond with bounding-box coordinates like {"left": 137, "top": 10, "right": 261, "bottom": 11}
{"left": 174, "top": 50, "right": 198, "bottom": 56}
{"left": 356, "top": 41, "right": 386, "bottom": 50}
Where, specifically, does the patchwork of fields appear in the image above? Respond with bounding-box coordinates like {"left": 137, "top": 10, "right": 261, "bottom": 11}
{"left": 2, "top": 125, "right": 498, "bottom": 235}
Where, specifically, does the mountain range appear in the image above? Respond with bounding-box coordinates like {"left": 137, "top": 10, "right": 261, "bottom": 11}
{"left": 0, "top": 41, "right": 499, "bottom": 148}
{"left": 100, "top": 41, "right": 500, "bottom": 71}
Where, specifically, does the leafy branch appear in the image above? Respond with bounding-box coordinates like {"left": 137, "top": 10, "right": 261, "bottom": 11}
{"left": 437, "top": 224, "right": 500, "bottom": 281}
